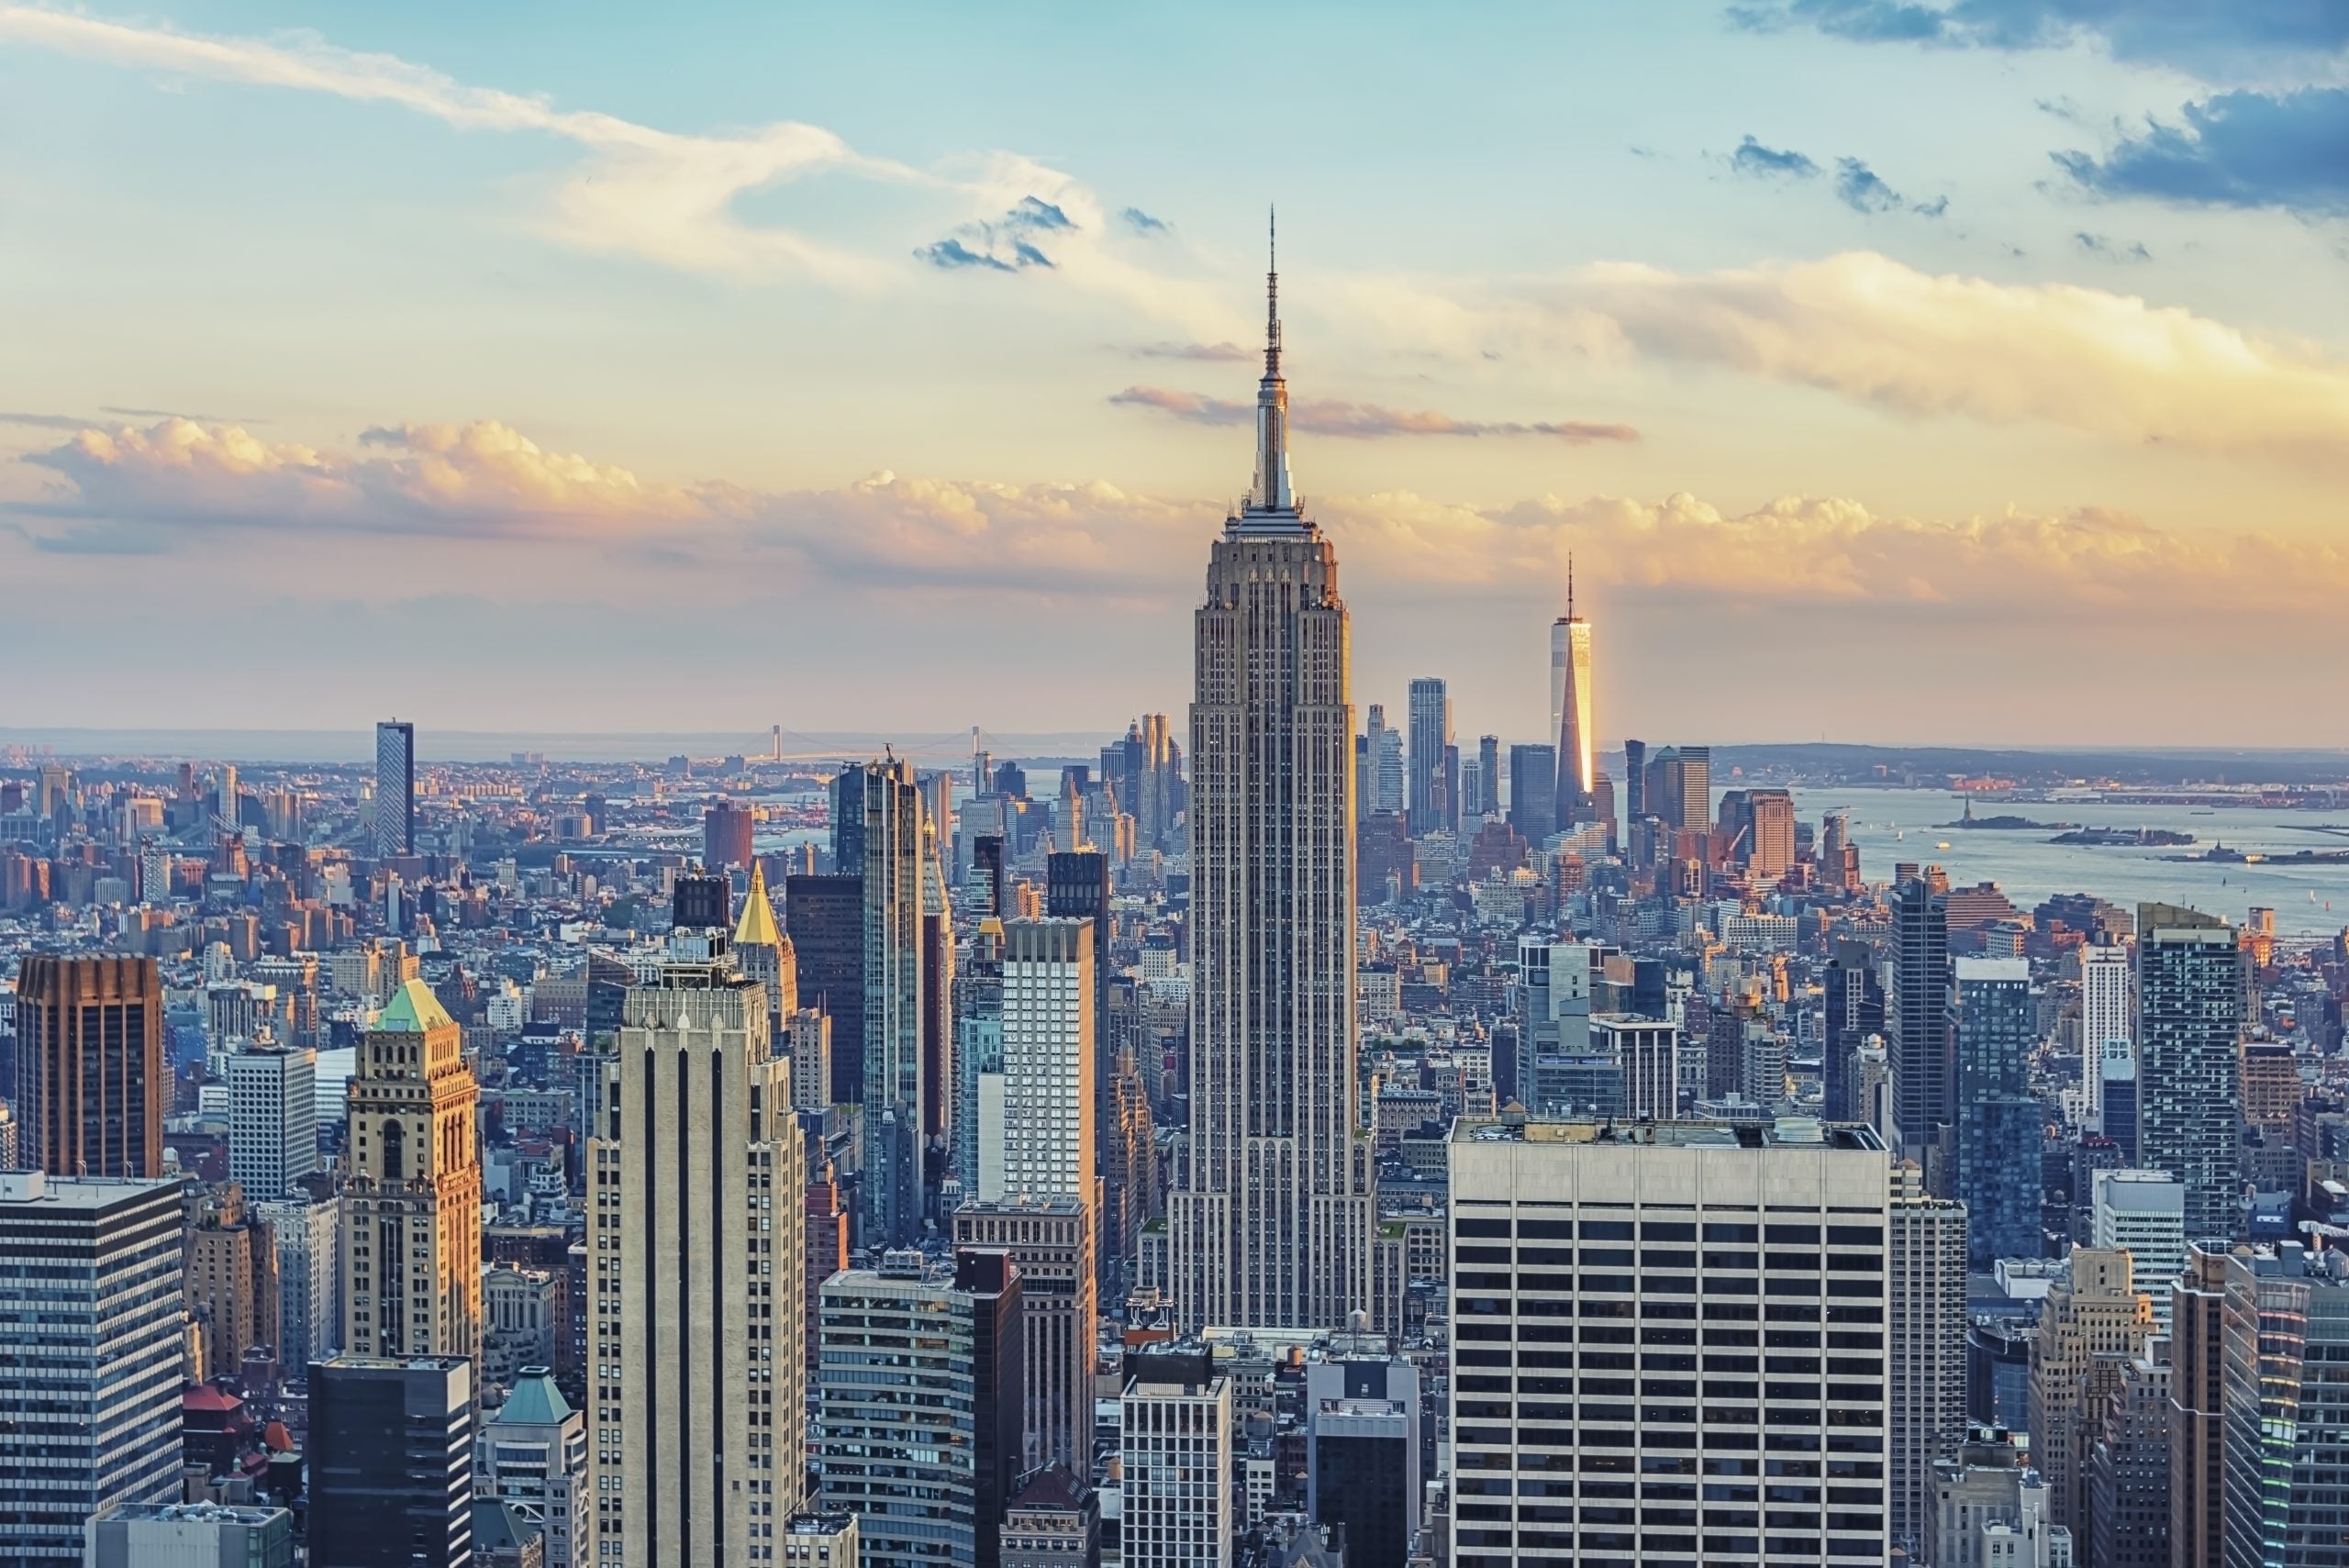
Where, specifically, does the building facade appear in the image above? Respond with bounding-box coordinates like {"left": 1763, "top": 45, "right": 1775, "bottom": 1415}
{"left": 374, "top": 719, "right": 416, "bottom": 859}
{"left": 1168, "top": 255, "right": 1375, "bottom": 1334}
{"left": 14, "top": 952, "right": 164, "bottom": 1178}
{"left": 311, "top": 1355, "right": 474, "bottom": 1568}
{"left": 340, "top": 979, "right": 482, "bottom": 1361}
{"left": 2136, "top": 906, "right": 2245, "bottom": 1241}
{"left": 1448, "top": 1115, "right": 1894, "bottom": 1566}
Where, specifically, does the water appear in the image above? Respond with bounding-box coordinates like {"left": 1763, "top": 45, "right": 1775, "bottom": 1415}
{"left": 1790, "top": 787, "right": 2349, "bottom": 939}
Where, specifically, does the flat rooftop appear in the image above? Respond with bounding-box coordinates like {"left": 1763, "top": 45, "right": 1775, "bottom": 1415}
{"left": 1454, "top": 1115, "right": 1886, "bottom": 1152}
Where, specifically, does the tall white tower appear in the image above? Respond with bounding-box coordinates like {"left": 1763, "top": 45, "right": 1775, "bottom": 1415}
{"left": 1551, "top": 560, "right": 1594, "bottom": 828}
{"left": 1168, "top": 218, "right": 1375, "bottom": 1331}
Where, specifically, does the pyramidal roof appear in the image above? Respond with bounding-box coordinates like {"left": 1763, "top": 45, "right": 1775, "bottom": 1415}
{"left": 732, "top": 862, "right": 783, "bottom": 949}
{"left": 495, "top": 1369, "right": 574, "bottom": 1428}
{"left": 376, "top": 978, "right": 456, "bottom": 1035}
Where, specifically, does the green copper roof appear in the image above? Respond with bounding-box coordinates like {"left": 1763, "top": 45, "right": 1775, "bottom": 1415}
{"left": 495, "top": 1369, "right": 574, "bottom": 1428}
{"left": 375, "top": 978, "right": 455, "bottom": 1035}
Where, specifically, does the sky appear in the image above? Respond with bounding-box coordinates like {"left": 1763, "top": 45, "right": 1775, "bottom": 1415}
{"left": 2, "top": 0, "right": 2345, "bottom": 749}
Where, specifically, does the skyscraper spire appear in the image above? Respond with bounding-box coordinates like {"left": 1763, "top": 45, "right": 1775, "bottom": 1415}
{"left": 1250, "top": 204, "right": 1295, "bottom": 514}
{"left": 1566, "top": 552, "right": 1577, "bottom": 622}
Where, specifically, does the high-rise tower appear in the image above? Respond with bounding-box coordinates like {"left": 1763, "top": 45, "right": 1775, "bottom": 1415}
{"left": 341, "top": 980, "right": 483, "bottom": 1362}
{"left": 15, "top": 953, "right": 163, "bottom": 1177}
{"left": 374, "top": 719, "right": 416, "bottom": 859}
{"left": 1169, "top": 223, "right": 1375, "bottom": 1332}
{"left": 1551, "top": 559, "right": 1594, "bottom": 830}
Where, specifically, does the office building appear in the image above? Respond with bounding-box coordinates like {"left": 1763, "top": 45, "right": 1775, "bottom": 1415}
{"left": 782, "top": 1514, "right": 860, "bottom": 1568}
{"left": 2136, "top": 905, "right": 2245, "bottom": 1241}
{"left": 1168, "top": 253, "right": 1375, "bottom": 1334}
{"left": 1305, "top": 1336, "right": 1420, "bottom": 1568}
{"left": 14, "top": 952, "right": 163, "bottom": 1177}
{"left": 1475, "top": 732, "right": 1501, "bottom": 817}
{"left": 375, "top": 719, "right": 417, "bottom": 858}
{"left": 0, "top": 1171, "right": 183, "bottom": 1568}
{"left": 1551, "top": 568, "right": 1593, "bottom": 828}
{"left": 227, "top": 1040, "right": 317, "bottom": 1200}
{"left": 1408, "top": 676, "right": 1453, "bottom": 835}
{"left": 731, "top": 862, "right": 798, "bottom": 1026}
{"left": 1641, "top": 744, "right": 1710, "bottom": 834}
{"left": 1122, "top": 1359, "right": 1234, "bottom": 1568}
{"left": 184, "top": 1182, "right": 279, "bottom": 1379}
{"left": 2027, "top": 1248, "right": 2150, "bottom": 1543}
{"left": 999, "top": 918, "right": 1097, "bottom": 1204}
{"left": 311, "top": 1355, "right": 475, "bottom": 1568}
{"left": 1448, "top": 1114, "right": 1893, "bottom": 1566}
{"left": 1744, "top": 789, "right": 1796, "bottom": 882}
{"left": 479, "top": 1369, "right": 589, "bottom": 1568}
{"left": 2079, "top": 942, "right": 2132, "bottom": 1130}
{"left": 1927, "top": 1433, "right": 2069, "bottom": 1568}
{"left": 1043, "top": 852, "right": 1113, "bottom": 1195}
{"left": 705, "top": 799, "right": 756, "bottom": 869}
{"left": 1589, "top": 1013, "right": 1677, "bottom": 1120}
{"left": 1823, "top": 941, "right": 1885, "bottom": 1124}
{"left": 1953, "top": 957, "right": 2040, "bottom": 1265}
{"left": 838, "top": 758, "right": 929, "bottom": 1248}
{"left": 817, "top": 1249, "right": 1022, "bottom": 1568}
{"left": 2091, "top": 1170, "right": 2187, "bottom": 1331}
{"left": 1001, "top": 1467, "right": 1098, "bottom": 1568}
{"left": 259, "top": 1194, "right": 339, "bottom": 1378}
{"left": 955, "top": 1197, "right": 1096, "bottom": 1473}
{"left": 1365, "top": 704, "right": 1404, "bottom": 815}
{"left": 84, "top": 1502, "right": 294, "bottom": 1568}
{"left": 1890, "top": 870, "right": 1953, "bottom": 1177}
{"left": 588, "top": 949, "right": 805, "bottom": 1562}
{"left": 1506, "top": 743, "right": 1556, "bottom": 845}
{"left": 785, "top": 872, "right": 864, "bottom": 1106}
{"left": 2088, "top": 1342, "right": 2170, "bottom": 1568}
{"left": 2098, "top": 1038, "right": 2139, "bottom": 1159}
{"left": 341, "top": 980, "right": 483, "bottom": 1361}
{"left": 1888, "top": 1162, "right": 1968, "bottom": 1558}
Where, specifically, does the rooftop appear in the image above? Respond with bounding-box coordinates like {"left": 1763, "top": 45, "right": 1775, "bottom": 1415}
{"left": 374, "top": 977, "right": 455, "bottom": 1034}
{"left": 1453, "top": 1113, "right": 1885, "bottom": 1151}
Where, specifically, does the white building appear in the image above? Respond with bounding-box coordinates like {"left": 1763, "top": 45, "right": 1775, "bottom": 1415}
{"left": 588, "top": 957, "right": 805, "bottom": 1562}
{"left": 2090, "top": 1168, "right": 2187, "bottom": 1330}
{"left": 1000, "top": 919, "right": 1097, "bottom": 1204}
{"left": 1589, "top": 1014, "right": 1678, "bottom": 1120}
{"left": 227, "top": 1041, "right": 317, "bottom": 1201}
{"left": 2078, "top": 943, "right": 2132, "bottom": 1129}
{"left": 1448, "top": 1113, "right": 1893, "bottom": 1566}
{"left": 477, "top": 1369, "right": 589, "bottom": 1568}
{"left": 0, "top": 1172, "right": 184, "bottom": 1566}
{"left": 1122, "top": 1362, "right": 1234, "bottom": 1568}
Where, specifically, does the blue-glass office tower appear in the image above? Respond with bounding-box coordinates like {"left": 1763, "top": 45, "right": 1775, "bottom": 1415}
{"left": 1824, "top": 940, "right": 1886, "bottom": 1123}
{"left": 1954, "top": 957, "right": 2040, "bottom": 1265}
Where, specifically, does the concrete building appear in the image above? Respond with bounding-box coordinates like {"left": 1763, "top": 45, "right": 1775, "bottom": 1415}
{"left": 477, "top": 1370, "right": 588, "bottom": 1568}
{"left": 1448, "top": 1113, "right": 1893, "bottom": 1565}
{"left": 1121, "top": 1360, "right": 1234, "bottom": 1568}
{"left": 226, "top": 1041, "right": 317, "bottom": 1201}
{"left": 1889, "top": 1161, "right": 1969, "bottom": 1559}
{"left": 1304, "top": 1332, "right": 1420, "bottom": 1568}
{"left": 779, "top": 1514, "right": 858, "bottom": 1568}
{"left": 2088, "top": 1341, "right": 2170, "bottom": 1568}
{"left": 311, "top": 1354, "right": 474, "bottom": 1568}
{"left": 2078, "top": 942, "right": 2132, "bottom": 1131}
{"left": 83, "top": 1502, "right": 294, "bottom": 1568}
{"left": 14, "top": 952, "right": 164, "bottom": 1178}
{"left": 2090, "top": 1170, "right": 2187, "bottom": 1331}
{"left": 588, "top": 950, "right": 805, "bottom": 1564}
{"left": 1928, "top": 1429, "right": 2073, "bottom": 1567}
{"left": 182, "top": 1183, "right": 279, "bottom": 1381}
{"left": 954, "top": 1197, "right": 1096, "bottom": 1473}
{"left": 2136, "top": 906, "right": 2244, "bottom": 1240}
{"left": 1589, "top": 1013, "right": 1677, "bottom": 1121}
{"left": 838, "top": 758, "right": 929, "bottom": 1248}
{"left": 1000, "top": 1466, "right": 1099, "bottom": 1568}
{"left": 817, "top": 1249, "right": 1022, "bottom": 1568}
{"left": 257, "top": 1194, "right": 339, "bottom": 1376}
{"left": 341, "top": 979, "right": 483, "bottom": 1361}
{"left": 1167, "top": 256, "right": 1375, "bottom": 1335}
{"left": 2028, "top": 1249, "right": 2151, "bottom": 1545}
{"left": 1000, "top": 917, "right": 1097, "bottom": 1205}
{"left": 0, "top": 1171, "right": 183, "bottom": 1568}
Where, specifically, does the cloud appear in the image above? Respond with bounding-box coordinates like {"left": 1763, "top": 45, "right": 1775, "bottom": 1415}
{"left": 2073, "top": 231, "right": 2153, "bottom": 262}
{"left": 1731, "top": 135, "right": 1820, "bottom": 179}
{"left": 0, "top": 6, "right": 918, "bottom": 285}
{"left": 0, "top": 411, "right": 99, "bottom": 431}
{"left": 918, "top": 194, "right": 1080, "bottom": 272}
{"left": 11, "top": 416, "right": 2347, "bottom": 626}
{"left": 1520, "top": 251, "right": 2349, "bottom": 464}
{"left": 2054, "top": 88, "right": 2349, "bottom": 216}
{"left": 1831, "top": 157, "right": 1946, "bottom": 216}
{"left": 1121, "top": 206, "right": 1171, "bottom": 234}
{"left": 915, "top": 239, "right": 1014, "bottom": 272}
{"left": 1128, "top": 341, "right": 1252, "bottom": 361}
{"left": 1108, "top": 387, "right": 1640, "bottom": 443}
{"left": 1725, "top": 0, "right": 2349, "bottom": 79}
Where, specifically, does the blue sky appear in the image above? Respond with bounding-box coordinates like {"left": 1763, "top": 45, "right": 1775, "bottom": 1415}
{"left": 2, "top": 1, "right": 2345, "bottom": 745}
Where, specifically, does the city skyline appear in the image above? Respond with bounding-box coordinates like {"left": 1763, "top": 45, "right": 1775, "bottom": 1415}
{"left": 5, "top": 3, "right": 2348, "bottom": 741}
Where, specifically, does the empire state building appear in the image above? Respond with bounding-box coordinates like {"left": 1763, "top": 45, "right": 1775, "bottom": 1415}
{"left": 1168, "top": 225, "right": 1375, "bottom": 1332}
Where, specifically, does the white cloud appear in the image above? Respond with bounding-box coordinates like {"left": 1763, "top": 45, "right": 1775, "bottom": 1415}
{"left": 18, "top": 416, "right": 2347, "bottom": 616}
